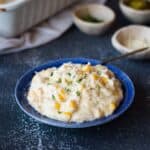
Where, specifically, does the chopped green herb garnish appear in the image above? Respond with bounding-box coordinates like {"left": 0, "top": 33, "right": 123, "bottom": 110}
{"left": 52, "top": 94, "right": 56, "bottom": 100}
{"left": 50, "top": 72, "right": 53, "bottom": 76}
{"left": 65, "top": 88, "right": 71, "bottom": 93}
{"left": 58, "top": 111, "right": 62, "bottom": 114}
{"left": 57, "top": 78, "right": 62, "bottom": 83}
{"left": 77, "top": 75, "right": 87, "bottom": 83}
{"left": 47, "top": 83, "right": 51, "bottom": 85}
{"left": 67, "top": 73, "right": 71, "bottom": 76}
{"left": 81, "top": 14, "right": 103, "bottom": 23}
{"left": 77, "top": 78, "right": 83, "bottom": 83}
{"left": 76, "top": 91, "right": 81, "bottom": 96}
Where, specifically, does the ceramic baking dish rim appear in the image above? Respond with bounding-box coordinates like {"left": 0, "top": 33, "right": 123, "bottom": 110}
{"left": 0, "top": 0, "right": 29, "bottom": 11}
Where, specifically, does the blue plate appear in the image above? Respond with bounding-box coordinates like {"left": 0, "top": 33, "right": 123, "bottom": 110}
{"left": 15, "top": 58, "right": 135, "bottom": 128}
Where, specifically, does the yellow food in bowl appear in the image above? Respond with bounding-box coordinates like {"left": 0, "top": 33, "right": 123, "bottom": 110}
{"left": 27, "top": 63, "right": 123, "bottom": 123}
{"left": 0, "top": 0, "right": 15, "bottom": 4}
{"left": 124, "top": 0, "right": 150, "bottom": 10}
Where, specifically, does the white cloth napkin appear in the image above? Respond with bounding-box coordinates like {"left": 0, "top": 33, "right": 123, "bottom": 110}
{"left": 0, "top": 0, "right": 106, "bottom": 55}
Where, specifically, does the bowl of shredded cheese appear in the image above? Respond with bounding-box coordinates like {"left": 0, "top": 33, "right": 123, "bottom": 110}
{"left": 112, "top": 25, "right": 150, "bottom": 59}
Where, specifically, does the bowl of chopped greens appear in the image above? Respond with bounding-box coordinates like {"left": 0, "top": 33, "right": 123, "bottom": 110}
{"left": 73, "top": 4, "right": 116, "bottom": 35}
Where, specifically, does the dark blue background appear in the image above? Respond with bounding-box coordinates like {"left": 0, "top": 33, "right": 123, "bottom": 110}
{"left": 0, "top": 0, "right": 150, "bottom": 149}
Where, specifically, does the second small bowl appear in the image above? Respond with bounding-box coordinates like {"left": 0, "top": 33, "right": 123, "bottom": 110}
{"left": 119, "top": 0, "right": 150, "bottom": 24}
{"left": 73, "top": 4, "right": 116, "bottom": 35}
{"left": 112, "top": 25, "right": 150, "bottom": 59}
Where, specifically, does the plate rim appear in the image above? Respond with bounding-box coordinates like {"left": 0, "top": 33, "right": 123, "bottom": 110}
{"left": 15, "top": 57, "right": 135, "bottom": 128}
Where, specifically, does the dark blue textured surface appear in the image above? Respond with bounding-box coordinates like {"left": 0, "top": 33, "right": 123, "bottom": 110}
{"left": 15, "top": 58, "right": 135, "bottom": 128}
{"left": 0, "top": 0, "right": 150, "bottom": 149}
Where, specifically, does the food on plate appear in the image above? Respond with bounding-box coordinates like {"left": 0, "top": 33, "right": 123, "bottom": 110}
{"left": 124, "top": 0, "right": 150, "bottom": 10}
{"left": 27, "top": 63, "right": 123, "bottom": 122}
{"left": 0, "top": 0, "right": 15, "bottom": 4}
{"left": 124, "top": 38, "right": 150, "bottom": 50}
{"left": 80, "top": 14, "right": 104, "bottom": 23}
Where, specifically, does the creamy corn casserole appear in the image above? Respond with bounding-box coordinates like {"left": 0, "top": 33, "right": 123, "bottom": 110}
{"left": 27, "top": 63, "right": 123, "bottom": 123}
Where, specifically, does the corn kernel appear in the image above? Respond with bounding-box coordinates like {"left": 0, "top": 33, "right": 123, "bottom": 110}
{"left": 109, "top": 103, "right": 116, "bottom": 111}
{"left": 70, "top": 100, "right": 78, "bottom": 110}
{"left": 63, "top": 112, "right": 72, "bottom": 119}
{"left": 65, "top": 79, "right": 72, "bottom": 85}
{"left": 79, "top": 84, "right": 85, "bottom": 91}
{"left": 61, "top": 89, "right": 65, "bottom": 94}
{"left": 54, "top": 102, "right": 61, "bottom": 111}
{"left": 58, "top": 94, "right": 65, "bottom": 101}
{"left": 82, "top": 64, "right": 92, "bottom": 72}
{"left": 92, "top": 73, "right": 100, "bottom": 80}
{"left": 58, "top": 89, "right": 66, "bottom": 102}
{"left": 55, "top": 84, "right": 60, "bottom": 89}
{"left": 99, "top": 76, "right": 108, "bottom": 85}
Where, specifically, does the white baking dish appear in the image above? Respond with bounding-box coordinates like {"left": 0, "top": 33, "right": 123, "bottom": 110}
{"left": 0, "top": 0, "right": 78, "bottom": 37}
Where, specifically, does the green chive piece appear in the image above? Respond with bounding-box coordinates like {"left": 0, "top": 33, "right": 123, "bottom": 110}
{"left": 67, "top": 73, "right": 71, "bottom": 76}
{"left": 77, "top": 75, "right": 87, "bottom": 83}
{"left": 50, "top": 72, "right": 53, "bottom": 76}
{"left": 77, "top": 78, "right": 83, "bottom": 83}
{"left": 65, "top": 88, "right": 71, "bottom": 93}
{"left": 57, "top": 78, "right": 62, "bottom": 83}
{"left": 76, "top": 91, "right": 81, "bottom": 96}
{"left": 52, "top": 94, "right": 56, "bottom": 100}
{"left": 58, "top": 111, "right": 62, "bottom": 114}
{"left": 81, "top": 15, "right": 103, "bottom": 23}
